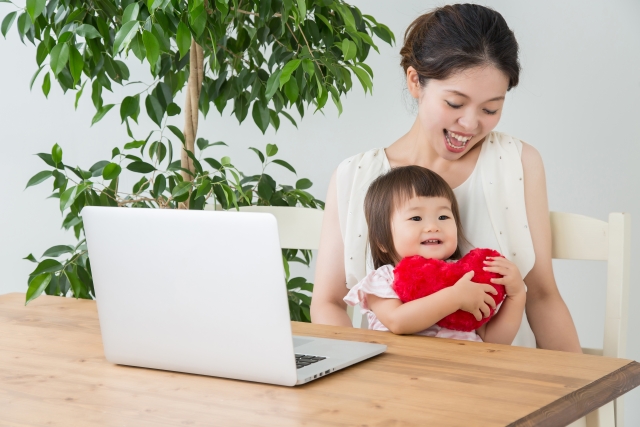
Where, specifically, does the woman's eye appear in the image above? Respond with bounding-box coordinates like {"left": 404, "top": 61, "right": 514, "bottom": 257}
{"left": 438, "top": 215, "right": 450, "bottom": 220}
{"left": 410, "top": 216, "right": 422, "bottom": 221}
{"left": 483, "top": 108, "right": 498, "bottom": 115}
{"left": 445, "top": 100, "right": 462, "bottom": 109}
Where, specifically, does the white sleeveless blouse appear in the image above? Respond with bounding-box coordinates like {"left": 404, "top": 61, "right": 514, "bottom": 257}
{"left": 336, "top": 131, "right": 537, "bottom": 347}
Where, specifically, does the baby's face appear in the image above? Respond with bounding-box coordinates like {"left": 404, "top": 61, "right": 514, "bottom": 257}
{"left": 391, "top": 196, "right": 458, "bottom": 261}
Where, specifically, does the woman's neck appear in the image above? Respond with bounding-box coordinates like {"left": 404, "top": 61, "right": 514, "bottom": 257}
{"left": 385, "top": 117, "right": 484, "bottom": 187}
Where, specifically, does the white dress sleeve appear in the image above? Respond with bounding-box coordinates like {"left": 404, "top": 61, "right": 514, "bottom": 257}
{"left": 343, "top": 264, "right": 397, "bottom": 311}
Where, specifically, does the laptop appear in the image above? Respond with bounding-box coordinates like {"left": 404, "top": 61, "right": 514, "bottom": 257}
{"left": 82, "top": 206, "right": 386, "bottom": 386}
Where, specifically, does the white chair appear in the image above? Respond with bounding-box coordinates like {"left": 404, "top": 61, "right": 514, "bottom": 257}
{"left": 550, "top": 212, "right": 631, "bottom": 427}
{"left": 205, "top": 205, "right": 324, "bottom": 250}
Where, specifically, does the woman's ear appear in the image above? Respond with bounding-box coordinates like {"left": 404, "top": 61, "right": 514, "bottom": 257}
{"left": 406, "top": 66, "right": 422, "bottom": 99}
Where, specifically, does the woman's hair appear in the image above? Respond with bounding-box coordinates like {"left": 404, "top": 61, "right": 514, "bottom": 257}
{"left": 364, "top": 166, "right": 468, "bottom": 269}
{"left": 400, "top": 4, "right": 520, "bottom": 90}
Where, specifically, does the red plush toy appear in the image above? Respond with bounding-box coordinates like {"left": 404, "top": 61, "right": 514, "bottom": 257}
{"left": 393, "top": 248, "right": 506, "bottom": 332}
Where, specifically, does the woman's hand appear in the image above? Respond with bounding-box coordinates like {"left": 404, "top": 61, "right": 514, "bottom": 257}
{"left": 483, "top": 257, "right": 525, "bottom": 299}
{"left": 451, "top": 271, "right": 498, "bottom": 321}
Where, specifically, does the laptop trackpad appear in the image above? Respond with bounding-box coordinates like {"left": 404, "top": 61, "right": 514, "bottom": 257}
{"left": 293, "top": 337, "right": 314, "bottom": 348}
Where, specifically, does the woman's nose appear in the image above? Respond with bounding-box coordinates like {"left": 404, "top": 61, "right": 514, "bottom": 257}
{"left": 457, "top": 108, "right": 479, "bottom": 131}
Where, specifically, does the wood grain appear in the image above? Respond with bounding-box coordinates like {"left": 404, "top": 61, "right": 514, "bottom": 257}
{"left": 1, "top": 293, "right": 638, "bottom": 427}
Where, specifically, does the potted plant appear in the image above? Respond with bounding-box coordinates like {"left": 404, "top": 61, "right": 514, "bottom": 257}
{"left": 1, "top": 0, "right": 394, "bottom": 321}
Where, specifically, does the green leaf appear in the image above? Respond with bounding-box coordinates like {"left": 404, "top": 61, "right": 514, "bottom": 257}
{"left": 122, "top": 2, "right": 140, "bottom": 23}
{"left": 167, "top": 125, "right": 185, "bottom": 143}
{"left": 197, "top": 139, "right": 226, "bottom": 150}
{"left": 167, "top": 102, "right": 181, "bottom": 116}
{"left": 171, "top": 181, "right": 192, "bottom": 198}
{"left": 24, "top": 253, "right": 38, "bottom": 263}
{"left": 284, "top": 78, "right": 298, "bottom": 103}
{"left": 42, "top": 245, "right": 74, "bottom": 257}
{"left": 248, "top": 147, "right": 265, "bottom": 163}
{"left": 195, "top": 179, "right": 211, "bottom": 199}
{"left": 74, "top": 81, "right": 86, "bottom": 109}
{"left": 30, "top": 259, "right": 63, "bottom": 276}
{"left": 26, "top": 273, "right": 52, "bottom": 304}
{"left": 41, "top": 72, "right": 51, "bottom": 98}
{"left": 350, "top": 64, "right": 373, "bottom": 94}
{"left": 257, "top": 175, "right": 273, "bottom": 201}
{"left": 153, "top": 174, "right": 166, "bottom": 195}
{"left": 203, "top": 158, "right": 221, "bottom": 170}
{"left": 50, "top": 43, "right": 69, "bottom": 76}
{"left": 51, "top": 143, "right": 62, "bottom": 165}
{"left": 279, "top": 59, "right": 301, "bottom": 88}
{"left": 102, "top": 162, "right": 121, "bottom": 180}
{"left": 26, "top": 0, "right": 46, "bottom": 22}
{"left": 220, "top": 156, "right": 231, "bottom": 166}
{"left": 124, "top": 140, "right": 145, "bottom": 150}
{"left": 91, "top": 104, "right": 115, "bottom": 126}
{"left": 314, "top": 13, "right": 332, "bottom": 34}
{"left": 296, "top": 178, "right": 312, "bottom": 190}
{"left": 127, "top": 161, "right": 156, "bottom": 173}
{"left": 265, "top": 70, "right": 281, "bottom": 100}
{"left": 25, "top": 170, "right": 52, "bottom": 188}
{"left": 64, "top": 269, "right": 86, "bottom": 299}
{"left": 296, "top": 0, "right": 306, "bottom": 20}
{"left": 280, "top": 111, "right": 298, "bottom": 128}
{"left": 142, "top": 30, "right": 159, "bottom": 68}
{"left": 272, "top": 159, "right": 296, "bottom": 174}
{"left": 176, "top": 21, "right": 190, "bottom": 59}
{"left": 266, "top": 143, "right": 278, "bottom": 157}
{"left": 113, "top": 21, "right": 140, "bottom": 55}
{"left": 76, "top": 24, "right": 101, "bottom": 39}
{"left": 69, "top": 45, "right": 83, "bottom": 84}
{"left": 89, "top": 160, "right": 109, "bottom": 177}
{"left": 145, "top": 94, "right": 163, "bottom": 127}
{"left": 60, "top": 185, "right": 78, "bottom": 211}
{"left": 301, "top": 59, "right": 314, "bottom": 77}
{"left": 342, "top": 39, "right": 357, "bottom": 62}
{"left": 252, "top": 102, "right": 269, "bottom": 134}
{"left": 120, "top": 95, "right": 140, "bottom": 123}
{"left": 1, "top": 12, "right": 17, "bottom": 39}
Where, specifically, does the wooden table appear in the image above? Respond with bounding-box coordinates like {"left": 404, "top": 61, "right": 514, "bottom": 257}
{"left": 1, "top": 293, "right": 638, "bottom": 426}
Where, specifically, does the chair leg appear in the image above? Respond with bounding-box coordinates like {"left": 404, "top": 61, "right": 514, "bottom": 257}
{"left": 585, "top": 401, "right": 615, "bottom": 427}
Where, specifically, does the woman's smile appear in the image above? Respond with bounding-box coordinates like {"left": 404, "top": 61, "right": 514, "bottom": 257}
{"left": 444, "top": 130, "right": 474, "bottom": 153}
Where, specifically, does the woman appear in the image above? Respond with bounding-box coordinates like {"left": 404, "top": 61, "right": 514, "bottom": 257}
{"left": 310, "top": 4, "right": 581, "bottom": 352}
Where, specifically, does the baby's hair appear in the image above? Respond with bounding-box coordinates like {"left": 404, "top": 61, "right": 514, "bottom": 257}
{"left": 364, "top": 165, "right": 469, "bottom": 269}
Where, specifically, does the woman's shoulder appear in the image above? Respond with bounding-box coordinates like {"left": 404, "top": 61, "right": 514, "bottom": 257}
{"left": 488, "top": 131, "right": 539, "bottom": 158}
{"left": 336, "top": 148, "right": 387, "bottom": 175}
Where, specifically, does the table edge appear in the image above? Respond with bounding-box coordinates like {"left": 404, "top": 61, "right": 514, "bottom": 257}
{"left": 508, "top": 360, "right": 640, "bottom": 427}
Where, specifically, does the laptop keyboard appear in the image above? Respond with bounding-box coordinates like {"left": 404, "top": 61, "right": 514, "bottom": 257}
{"left": 295, "top": 354, "right": 326, "bottom": 369}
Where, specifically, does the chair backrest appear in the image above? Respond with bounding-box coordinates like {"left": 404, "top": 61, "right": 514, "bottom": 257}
{"left": 236, "top": 206, "right": 324, "bottom": 250}
{"left": 550, "top": 212, "right": 631, "bottom": 427}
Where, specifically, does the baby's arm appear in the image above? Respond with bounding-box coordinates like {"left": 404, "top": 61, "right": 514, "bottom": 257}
{"left": 477, "top": 257, "right": 527, "bottom": 344}
{"left": 368, "top": 271, "right": 498, "bottom": 335}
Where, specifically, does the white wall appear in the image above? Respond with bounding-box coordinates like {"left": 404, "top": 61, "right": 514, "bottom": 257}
{"left": 1, "top": 0, "right": 638, "bottom": 422}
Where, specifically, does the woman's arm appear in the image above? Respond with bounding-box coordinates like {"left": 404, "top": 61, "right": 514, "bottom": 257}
{"left": 310, "top": 170, "right": 352, "bottom": 327}
{"left": 521, "top": 143, "right": 582, "bottom": 352}
{"left": 368, "top": 271, "right": 497, "bottom": 335}
{"left": 478, "top": 257, "right": 526, "bottom": 344}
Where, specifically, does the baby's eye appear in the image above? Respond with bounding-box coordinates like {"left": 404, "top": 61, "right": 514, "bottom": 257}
{"left": 410, "top": 216, "right": 422, "bottom": 221}
{"left": 438, "top": 215, "right": 450, "bottom": 220}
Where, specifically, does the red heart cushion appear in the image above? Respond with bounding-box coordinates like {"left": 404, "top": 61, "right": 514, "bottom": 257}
{"left": 392, "top": 248, "right": 506, "bottom": 332}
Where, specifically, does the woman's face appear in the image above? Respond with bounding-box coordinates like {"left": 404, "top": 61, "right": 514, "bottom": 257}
{"left": 407, "top": 65, "right": 510, "bottom": 161}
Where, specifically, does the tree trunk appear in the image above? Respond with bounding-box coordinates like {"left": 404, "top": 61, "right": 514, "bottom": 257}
{"left": 181, "top": 39, "right": 204, "bottom": 184}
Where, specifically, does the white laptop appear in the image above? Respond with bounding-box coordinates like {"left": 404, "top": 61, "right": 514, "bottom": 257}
{"left": 82, "top": 206, "right": 386, "bottom": 386}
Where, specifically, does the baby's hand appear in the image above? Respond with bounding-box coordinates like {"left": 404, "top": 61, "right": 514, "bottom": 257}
{"left": 483, "top": 256, "right": 525, "bottom": 299}
{"left": 451, "top": 271, "right": 498, "bottom": 321}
